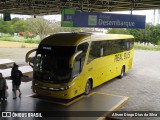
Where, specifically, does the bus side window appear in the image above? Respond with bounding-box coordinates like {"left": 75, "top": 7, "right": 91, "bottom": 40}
{"left": 34, "top": 54, "right": 41, "bottom": 70}
{"left": 103, "top": 41, "right": 113, "bottom": 56}
{"left": 126, "top": 41, "right": 130, "bottom": 50}
{"left": 77, "top": 42, "right": 89, "bottom": 53}
{"left": 123, "top": 39, "right": 134, "bottom": 51}
{"left": 100, "top": 47, "right": 104, "bottom": 56}
{"left": 77, "top": 42, "right": 89, "bottom": 68}
{"left": 72, "top": 43, "right": 89, "bottom": 77}
{"left": 130, "top": 39, "right": 134, "bottom": 49}
{"left": 72, "top": 53, "right": 86, "bottom": 77}
{"left": 72, "top": 56, "right": 81, "bottom": 77}
{"left": 118, "top": 40, "right": 130, "bottom": 51}
{"left": 88, "top": 41, "right": 101, "bottom": 63}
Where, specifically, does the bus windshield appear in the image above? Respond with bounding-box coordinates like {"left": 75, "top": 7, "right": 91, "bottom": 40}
{"left": 34, "top": 45, "right": 76, "bottom": 83}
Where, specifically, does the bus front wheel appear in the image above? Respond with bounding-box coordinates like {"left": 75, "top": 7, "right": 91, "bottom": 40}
{"left": 119, "top": 66, "right": 125, "bottom": 79}
{"left": 84, "top": 80, "right": 92, "bottom": 95}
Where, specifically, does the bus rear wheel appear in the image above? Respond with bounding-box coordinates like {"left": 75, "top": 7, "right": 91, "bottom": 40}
{"left": 84, "top": 80, "right": 92, "bottom": 95}
{"left": 119, "top": 66, "right": 125, "bottom": 79}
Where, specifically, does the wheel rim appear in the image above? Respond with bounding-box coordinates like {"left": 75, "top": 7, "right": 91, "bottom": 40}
{"left": 85, "top": 81, "right": 91, "bottom": 94}
{"left": 121, "top": 67, "right": 124, "bottom": 77}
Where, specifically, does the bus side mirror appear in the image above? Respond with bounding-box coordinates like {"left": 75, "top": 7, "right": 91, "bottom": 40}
{"left": 26, "top": 48, "right": 37, "bottom": 68}
{"left": 28, "top": 57, "right": 35, "bottom": 68}
{"left": 69, "top": 51, "right": 82, "bottom": 68}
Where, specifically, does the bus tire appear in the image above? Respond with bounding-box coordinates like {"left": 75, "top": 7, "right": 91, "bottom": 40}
{"left": 119, "top": 66, "right": 125, "bottom": 79}
{"left": 84, "top": 80, "right": 92, "bottom": 95}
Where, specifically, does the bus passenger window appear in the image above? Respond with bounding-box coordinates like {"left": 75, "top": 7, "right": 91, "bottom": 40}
{"left": 77, "top": 42, "right": 88, "bottom": 53}
{"left": 72, "top": 43, "right": 89, "bottom": 77}
{"left": 72, "top": 53, "right": 85, "bottom": 77}
{"left": 88, "top": 42, "right": 101, "bottom": 63}
{"left": 34, "top": 54, "right": 41, "bottom": 70}
{"left": 126, "top": 41, "right": 130, "bottom": 50}
{"left": 77, "top": 42, "right": 89, "bottom": 67}
{"left": 100, "top": 48, "right": 104, "bottom": 56}
{"left": 130, "top": 39, "right": 134, "bottom": 49}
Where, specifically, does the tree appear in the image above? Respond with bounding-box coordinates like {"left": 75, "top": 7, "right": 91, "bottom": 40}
{"left": 128, "top": 29, "right": 144, "bottom": 43}
{"left": 11, "top": 17, "right": 21, "bottom": 24}
{"left": 52, "top": 21, "right": 82, "bottom": 33}
{"left": 107, "top": 28, "right": 129, "bottom": 34}
{"left": 0, "top": 18, "right": 14, "bottom": 34}
{"left": 26, "top": 17, "right": 53, "bottom": 40}
{"left": 13, "top": 19, "right": 29, "bottom": 33}
{"left": 148, "top": 24, "right": 160, "bottom": 45}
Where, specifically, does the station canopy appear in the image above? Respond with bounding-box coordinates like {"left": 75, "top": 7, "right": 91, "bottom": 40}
{"left": 0, "top": 0, "right": 160, "bottom": 15}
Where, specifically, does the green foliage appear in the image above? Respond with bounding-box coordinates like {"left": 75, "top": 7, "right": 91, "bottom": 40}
{"left": 134, "top": 44, "right": 160, "bottom": 51}
{"left": 12, "top": 17, "right": 21, "bottom": 24}
{"left": 158, "top": 40, "right": 160, "bottom": 45}
{"left": 0, "top": 17, "right": 28, "bottom": 34}
{"left": 26, "top": 17, "right": 53, "bottom": 40}
{"left": 147, "top": 24, "right": 160, "bottom": 44}
{"left": 107, "top": 24, "right": 160, "bottom": 45}
{"left": 128, "top": 29, "right": 144, "bottom": 42}
{"left": 62, "top": 27, "right": 81, "bottom": 32}
{"left": 24, "top": 39, "right": 40, "bottom": 44}
{"left": 0, "top": 37, "right": 14, "bottom": 41}
{"left": 13, "top": 19, "right": 29, "bottom": 33}
{"left": 0, "top": 36, "right": 40, "bottom": 44}
{"left": 107, "top": 28, "right": 129, "bottom": 34}
{"left": 0, "top": 19, "right": 14, "bottom": 34}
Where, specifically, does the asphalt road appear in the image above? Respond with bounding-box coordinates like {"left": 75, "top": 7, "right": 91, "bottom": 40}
{"left": 93, "top": 50, "right": 160, "bottom": 120}
{"left": 1, "top": 48, "right": 160, "bottom": 120}
{"left": 0, "top": 48, "right": 34, "bottom": 65}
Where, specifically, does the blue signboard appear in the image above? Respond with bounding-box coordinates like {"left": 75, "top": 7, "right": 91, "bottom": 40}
{"left": 62, "top": 8, "right": 146, "bottom": 29}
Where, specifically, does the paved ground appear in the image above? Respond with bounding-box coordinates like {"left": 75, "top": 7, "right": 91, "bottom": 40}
{"left": 0, "top": 48, "right": 160, "bottom": 120}
{"left": 93, "top": 50, "right": 160, "bottom": 120}
{"left": 0, "top": 48, "right": 35, "bottom": 65}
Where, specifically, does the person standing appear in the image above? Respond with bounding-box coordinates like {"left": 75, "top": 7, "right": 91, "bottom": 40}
{"left": 0, "top": 73, "right": 8, "bottom": 102}
{"left": 12, "top": 65, "right": 23, "bottom": 99}
{"left": 11, "top": 63, "right": 17, "bottom": 91}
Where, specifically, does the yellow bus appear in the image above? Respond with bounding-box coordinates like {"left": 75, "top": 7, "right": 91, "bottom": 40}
{"left": 26, "top": 32, "right": 134, "bottom": 99}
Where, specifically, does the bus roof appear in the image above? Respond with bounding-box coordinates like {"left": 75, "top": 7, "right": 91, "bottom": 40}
{"left": 41, "top": 32, "right": 134, "bottom": 46}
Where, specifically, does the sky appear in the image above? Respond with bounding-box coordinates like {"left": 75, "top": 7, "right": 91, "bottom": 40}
{"left": 11, "top": 9, "right": 156, "bottom": 24}
{"left": 109, "top": 10, "right": 154, "bottom": 23}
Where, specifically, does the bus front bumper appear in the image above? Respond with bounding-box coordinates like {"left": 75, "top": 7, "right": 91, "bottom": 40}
{"left": 32, "top": 81, "right": 79, "bottom": 99}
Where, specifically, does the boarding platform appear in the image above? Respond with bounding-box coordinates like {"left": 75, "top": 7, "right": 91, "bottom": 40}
{"left": 28, "top": 92, "right": 128, "bottom": 120}
{"left": 1, "top": 89, "right": 128, "bottom": 120}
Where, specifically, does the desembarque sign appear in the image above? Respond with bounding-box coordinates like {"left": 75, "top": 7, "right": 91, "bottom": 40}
{"left": 61, "top": 8, "right": 146, "bottom": 29}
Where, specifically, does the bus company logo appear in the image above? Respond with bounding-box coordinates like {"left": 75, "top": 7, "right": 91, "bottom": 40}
{"left": 88, "top": 15, "right": 97, "bottom": 26}
{"left": 114, "top": 52, "right": 130, "bottom": 62}
{"left": 2, "top": 112, "right": 11, "bottom": 117}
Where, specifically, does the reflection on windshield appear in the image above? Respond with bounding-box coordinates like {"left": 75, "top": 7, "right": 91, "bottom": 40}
{"left": 34, "top": 45, "right": 75, "bottom": 83}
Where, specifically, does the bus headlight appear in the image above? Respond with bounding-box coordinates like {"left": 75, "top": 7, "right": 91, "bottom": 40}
{"left": 35, "top": 82, "right": 75, "bottom": 91}
{"left": 58, "top": 82, "right": 75, "bottom": 91}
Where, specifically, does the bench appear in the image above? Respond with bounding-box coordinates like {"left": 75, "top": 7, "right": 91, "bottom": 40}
{"left": 0, "top": 59, "right": 15, "bottom": 66}
{"left": 0, "top": 59, "right": 15, "bottom": 69}
{"left": 0, "top": 65, "right": 33, "bottom": 78}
